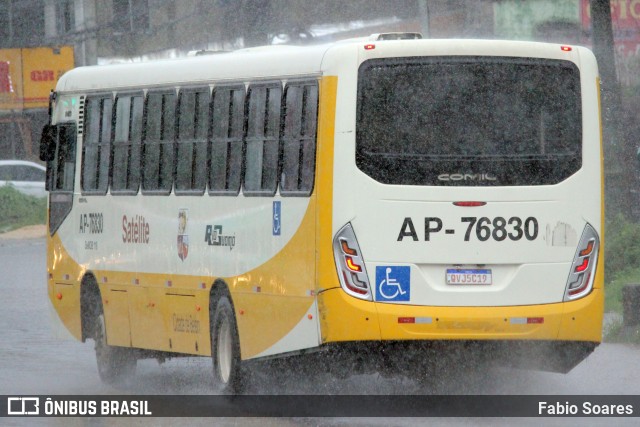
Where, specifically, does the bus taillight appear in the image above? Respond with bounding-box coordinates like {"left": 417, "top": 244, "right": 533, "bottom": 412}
{"left": 564, "top": 224, "right": 599, "bottom": 301}
{"left": 340, "top": 239, "right": 357, "bottom": 256}
{"left": 345, "top": 256, "right": 362, "bottom": 272}
{"left": 579, "top": 240, "right": 594, "bottom": 257}
{"left": 333, "top": 223, "right": 372, "bottom": 300}
{"left": 574, "top": 257, "right": 590, "bottom": 273}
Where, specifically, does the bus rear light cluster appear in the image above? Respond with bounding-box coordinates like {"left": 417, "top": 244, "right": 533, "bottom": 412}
{"left": 564, "top": 223, "right": 599, "bottom": 301}
{"left": 333, "top": 223, "right": 372, "bottom": 300}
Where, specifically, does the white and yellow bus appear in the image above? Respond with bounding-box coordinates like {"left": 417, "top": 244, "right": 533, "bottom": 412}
{"left": 41, "top": 34, "right": 604, "bottom": 392}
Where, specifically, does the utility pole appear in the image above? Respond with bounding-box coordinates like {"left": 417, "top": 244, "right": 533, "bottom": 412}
{"left": 590, "top": 0, "right": 631, "bottom": 217}
{"left": 418, "top": 0, "right": 429, "bottom": 38}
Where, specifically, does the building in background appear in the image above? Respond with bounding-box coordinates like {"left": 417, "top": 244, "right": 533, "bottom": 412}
{"left": 495, "top": 0, "right": 640, "bottom": 86}
{"left": 3, "top": 1, "right": 639, "bottom": 81}
{"left": 38, "top": 1, "right": 496, "bottom": 63}
{"left": 0, "top": 47, "right": 74, "bottom": 160}
{"left": 0, "top": 0, "right": 638, "bottom": 160}
{"left": 0, "top": 1, "right": 75, "bottom": 161}
{"left": 580, "top": 0, "right": 640, "bottom": 86}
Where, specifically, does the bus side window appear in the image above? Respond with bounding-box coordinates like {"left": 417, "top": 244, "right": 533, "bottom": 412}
{"left": 244, "top": 83, "right": 282, "bottom": 196}
{"left": 281, "top": 81, "right": 318, "bottom": 196}
{"left": 176, "top": 87, "right": 210, "bottom": 194}
{"left": 82, "top": 95, "right": 112, "bottom": 194}
{"left": 112, "top": 93, "right": 143, "bottom": 194}
{"left": 209, "top": 85, "right": 245, "bottom": 196}
{"left": 142, "top": 91, "right": 176, "bottom": 194}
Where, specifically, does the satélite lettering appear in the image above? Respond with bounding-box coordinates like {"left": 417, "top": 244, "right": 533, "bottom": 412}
{"left": 122, "top": 214, "right": 150, "bottom": 244}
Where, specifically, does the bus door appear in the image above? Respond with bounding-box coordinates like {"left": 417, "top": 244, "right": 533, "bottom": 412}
{"left": 41, "top": 121, "right": 76, "bottom": 235}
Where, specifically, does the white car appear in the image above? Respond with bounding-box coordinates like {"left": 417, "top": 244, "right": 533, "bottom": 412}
{"left": 0, "top": 160, "right": 47, "bottom": 198}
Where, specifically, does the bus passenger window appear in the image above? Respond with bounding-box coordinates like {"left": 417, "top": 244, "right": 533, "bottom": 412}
{"left": 244, "top": 83, "right": 281, "bottom": 196}
{"left": 209, "top": 86, "right": 244, "bottom": 196}
{"left": 142, "top": 91, "right": 176, "bottom": 194}
{"left": 82, "top": 96, "right": 112, "bottom": 193}
{"left": 176, "top": 88, "right": 210, "bottom": 194}
{"left": 112, "top": 93, "right": 143, "bottom": 194}
{"left": 281, "top": 82, "right": 318, "bottom": 196}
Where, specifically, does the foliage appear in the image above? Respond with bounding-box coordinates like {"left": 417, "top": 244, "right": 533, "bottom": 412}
{"left": 603, "top": 316, "right": 623, "bottom": 342}
{"left": 603, "top": 316, "right": 640, "bottom": 344}
{"left": 604, "top": 266, "right": 640, "bottom": 313}
{"left": 604, "top": 214, "right": 640, "bottom": 313}
{"left": 0, "top": 186, "right": 46, "bottom": 233}
{"left": 604, "top": 214, "right": 640, "bottom": 281}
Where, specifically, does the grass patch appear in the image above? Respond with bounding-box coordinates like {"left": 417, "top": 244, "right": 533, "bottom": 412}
{"left": 603, "top": 317, "right": 640, "bottom": 344}
{"left": 604, "top": 267, "right": 640, "bottom": 313}
{"left": 603, "top": 215, "right": 640, "bottom": 315}
{"left": 603, "top": 317, "right": 624, "bottom": 342}
{"left": 0, "top": 186, "right": 46, "bottom": 233}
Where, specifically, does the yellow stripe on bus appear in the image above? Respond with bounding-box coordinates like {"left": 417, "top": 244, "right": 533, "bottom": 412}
{"left": 47, "top": 76, "right": 343, "bottom": 359}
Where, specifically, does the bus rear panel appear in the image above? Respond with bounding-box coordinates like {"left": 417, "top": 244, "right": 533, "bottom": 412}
{"left": 322, "top": 40, "right": 603, "bottom": 373}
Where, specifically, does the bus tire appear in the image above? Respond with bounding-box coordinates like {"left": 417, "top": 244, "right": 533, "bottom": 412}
{"left": 211, "top": 295, "right": 245, "bottom": 394}
{"left": 93, "top": 303, "right": 136, "bottom": 385}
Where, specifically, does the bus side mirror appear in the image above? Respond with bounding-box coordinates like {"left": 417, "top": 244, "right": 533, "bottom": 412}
{"left": 40, "top": 124, "right": 56, "bottom": 162}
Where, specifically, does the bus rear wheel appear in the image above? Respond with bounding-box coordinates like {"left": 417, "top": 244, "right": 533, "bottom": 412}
{"left": 211, "top": 295, "right": 245, "bottom": 394}
{"left": 93, "top": 307, "right": 136, "bottom": 385}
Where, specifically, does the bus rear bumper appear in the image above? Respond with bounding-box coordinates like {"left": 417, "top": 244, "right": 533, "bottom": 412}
{"left": 303, "top": 339, "right": 596, "bottom": 375}
{"left": 317, "top": 287, "right": 603, "bottom": 374}
{"left": 319, "top": 287, "right": 604, "bottom": 343}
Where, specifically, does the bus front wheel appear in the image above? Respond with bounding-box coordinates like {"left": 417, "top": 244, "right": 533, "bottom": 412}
{"left": 93, "top": 307, "right": 136, "bottom": 385}
{"left": 211, "top": 295, "right": 245, "bottom": 394}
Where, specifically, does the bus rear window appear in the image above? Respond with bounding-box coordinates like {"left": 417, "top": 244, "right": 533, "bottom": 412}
{"left": 356, "top": 57, "right": 582, "bottom": 186}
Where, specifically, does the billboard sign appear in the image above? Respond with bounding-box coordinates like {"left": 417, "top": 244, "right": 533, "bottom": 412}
{"left": 0, "top": 46, "right": 74, "bottom": 111}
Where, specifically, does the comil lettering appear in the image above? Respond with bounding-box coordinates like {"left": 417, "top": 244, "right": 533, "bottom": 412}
{"left": 438, "top": 173, "right": 497, "bottom": 182}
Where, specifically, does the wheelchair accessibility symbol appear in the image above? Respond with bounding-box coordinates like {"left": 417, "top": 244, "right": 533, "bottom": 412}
{"left": 375, "top": 266, "right": 410, "bottom": 302}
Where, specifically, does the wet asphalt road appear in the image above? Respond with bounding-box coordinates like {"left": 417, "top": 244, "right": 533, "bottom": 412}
{"left": 1, "top": 237, "right": 640, "bottom": 426}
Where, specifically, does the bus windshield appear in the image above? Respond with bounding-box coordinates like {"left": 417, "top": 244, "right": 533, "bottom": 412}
{"left": 356, "top": 57, "right": 582, "bottom": 186}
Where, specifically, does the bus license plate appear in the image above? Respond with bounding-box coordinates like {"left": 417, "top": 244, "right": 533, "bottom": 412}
{"left": 446, "top": 269, "right": 492, "bottom": 285}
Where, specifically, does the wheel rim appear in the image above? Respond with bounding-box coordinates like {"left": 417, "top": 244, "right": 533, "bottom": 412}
{"left": 217, "top": 318, "right": 232, "bottom": 383}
